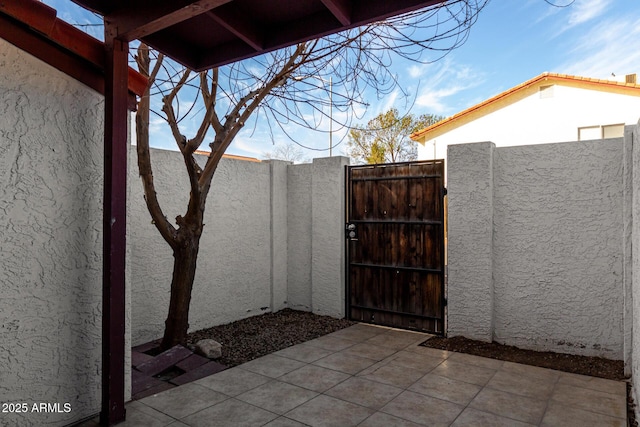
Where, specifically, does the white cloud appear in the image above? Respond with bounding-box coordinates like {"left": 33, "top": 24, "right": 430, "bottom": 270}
{"left": 412, "top": 59, "right": 485, "bottom": 115}
{"left": 567, "top": 0, "right": 612, "bottom": 26}
{"left": 558, "top": 15, "right": 640, "bottom": 78}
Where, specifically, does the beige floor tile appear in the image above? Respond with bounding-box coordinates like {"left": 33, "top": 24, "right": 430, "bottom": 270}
{"left": 139, "top": 382, "right": 228, "bottom": 419}
{"left": 239, "top": 354, "right": 306, "bottom": 378}
{"left": 541, "top": 401, "right": 626, "bottom": 427}
{"left": 431, "top": 360, "right": 497, "bottom": 386}
{"left": 119, "top": 401, "right": 177, "bottom": 427}
{"left": 558, "top": 372, "right": 626, "bottom": 396}
{"left": 387, "top": 350, "right": 445, "bottom": 373}
{"left": 278, "top": 364, "right": 350, "bottom": 392}
{"left": 263, "top": 417, "right": 309, "bottom": 427}
{"left": 486, "top": 369, "right": 557, "bottom": 399}
{"left": 365, "top": 332, "right": 426, "bottom": 350}
{"left": 312, "top": 351, "right": 377, "bottom": 374}
{"left": 447, "top": 352, "right": 505, "bottom": 370}
{"left": 347, "top": 323, "right": 391, "bottom": 334}
{"left": 409, "top": 373, "right": 482, "bottom": 405}
{"left": 325, "top": 376, "right": 403, "bottom": 409}
{"left": 451, "top": 407, "right": 536, "bottom": 427}
{"left": 326, "top": 326, "right": 383, "bottom": 342}
{"left": 500, "top": 361, "right": 560, "bottom": 381}
{"left": 339, "top": 342, "right": 399, "bottom": 361}
{"left": 551, "top": 383, "right": 626, "bottom": 419}
{"left": 181, "top": 398, "right": 278, "bottom": 427}
{"left": 469, "top": 387, "right": 547, "bottom": 425}
{"left": 304, "top": 335, "right": 357, "bottom": 351}
{"left": 358, "top": 362, "right": 426, "bottom": 388}
{"left": 274, "top": 343, "right": 335, "bottom": 363}
{"left": 194, "top": 366, "right": 271, "bottom": 396}
{"left": 285, "top": 395, "right": 373, "bottom": 427}
{"left": 236, "top": 380, "right": 318, "bottom": 415}
{"left": 358, "top": 412, "right": 424, "bottom": 427}
{"left": 403, "top": 345, "right": 451, "bottom": 359}
{"left": 381, "top": 390, "right": 464, "bottom": 427}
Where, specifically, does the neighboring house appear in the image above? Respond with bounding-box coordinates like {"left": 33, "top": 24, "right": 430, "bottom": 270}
{"left": 411, "top": 72, "right": 640, "bottom": 161}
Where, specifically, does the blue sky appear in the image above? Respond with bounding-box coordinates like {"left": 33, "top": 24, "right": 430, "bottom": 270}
{"left": 43, "top": 0, "right": 640, "bottom": 160}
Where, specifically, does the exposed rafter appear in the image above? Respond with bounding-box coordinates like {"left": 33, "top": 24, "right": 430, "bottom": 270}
{"left": 107, "top": 0, "right": 232, "bottom": 41}
{"left": 206, "top": 7, "right": 263, "bottom": 51}
{"left": 69, "top": 0, "right": 442, "bottom": 71}
{"left": 0, "top": 0, "right": 146, "bottom": 106}
{"left": 320, "top": 0, "right": 351, "bottom": 25}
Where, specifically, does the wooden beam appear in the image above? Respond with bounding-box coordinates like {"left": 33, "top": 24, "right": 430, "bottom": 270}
{"left": 351, "top": 0, "right": 441, "bottom": 24}
{"left": 206, "top": 7, "right": 263, "bottom": 51}
{"left": 100, "top": 31, "right": 129, "bottom": 427}
{"left": 0, "top": 0, "right": 147, "bottom": 99}
{"left": 107, "top": 0, "right": 232, "bottom": 41}
{"left": 0, "top": 12, "right": 104, "bottom": 95}
{"left": 320, "top": 0, "right": 351, "bottom": 25}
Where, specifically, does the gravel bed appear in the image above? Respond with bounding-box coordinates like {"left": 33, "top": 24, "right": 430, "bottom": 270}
{"left": 186, "top": 309, "right": 356, "bottom": 367}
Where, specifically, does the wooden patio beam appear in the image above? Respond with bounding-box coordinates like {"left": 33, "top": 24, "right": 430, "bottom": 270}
{"left": 320, "top": 0, "right": 352, "bottom": 25}
{"left": 100, "top": 28, "right": 129, "bottom": 426}
{"left": 206, "top": 7, "right": 263, "bottom": 51}
{"left": 106, "top": 0, "right": 233, "bottom": 41}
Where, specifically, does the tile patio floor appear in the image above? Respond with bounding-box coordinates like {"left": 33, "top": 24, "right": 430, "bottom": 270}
{"left": 85, "top": 324, "right": 627, "bottom": 426}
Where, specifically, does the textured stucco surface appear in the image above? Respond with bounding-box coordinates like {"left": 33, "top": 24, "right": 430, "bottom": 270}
{"left": 0, "top": 40, "right": 108, "bottom": 425}
{"left": 492, "top": 141, "right": 624, "bottom": 358}
{"left": 310, "top": 157, "right": 349, "bottom": 317}
{"left": 448, "top": 139, "right": 626, "bottom": 358}
{"left": 447, "top": 142, "right": 495, "bottom": 342}
{"left": 287, "top": 164, "right": 314, "bottom": 311}
{"left": 631, "top": 123, "right": 640, "bottom": 416}
{"left": 130, "top": 152, "right": 348, "bottom": 345}
{"left": 129, "top": 151, "right": 273, "bottom": 345}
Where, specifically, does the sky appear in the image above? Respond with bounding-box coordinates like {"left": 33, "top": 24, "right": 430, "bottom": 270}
{"left": 42, "top": 0, "right": 640, "bottom": 161}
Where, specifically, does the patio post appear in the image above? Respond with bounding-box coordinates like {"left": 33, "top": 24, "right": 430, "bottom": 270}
{"left": 100, "top": 29, "right": 129, "bottom": 426}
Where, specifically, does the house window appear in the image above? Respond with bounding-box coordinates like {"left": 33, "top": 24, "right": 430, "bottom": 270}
{"left": 539, "top": 85, "right": 554, "bottom": 99}
{"left": 578, "top": 126, "right": 600, "bottom": 141}
{"left": 603, "top": 124, "right": 624, "bottom": 138}
{"left": 578, "top": 124, "right": 625, "bottom": 140}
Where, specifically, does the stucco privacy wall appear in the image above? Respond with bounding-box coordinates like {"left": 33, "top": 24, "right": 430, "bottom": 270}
{"left": 448, "top": 139, "right": 626, "bottom": 359}
{"left": 130, "top": 152, "right": 348, "bottom": 345}
{"left": 0, "top": 39, "right": 133, "bottom": 426}
{"left": 631, "top": 122, "right": 640, "bottom": 416}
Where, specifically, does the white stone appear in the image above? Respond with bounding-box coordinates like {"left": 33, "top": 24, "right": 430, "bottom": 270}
{"left": 195, "top": 339, "right": 222, "bottom": 359}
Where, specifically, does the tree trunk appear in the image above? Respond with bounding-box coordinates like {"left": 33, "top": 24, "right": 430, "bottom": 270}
{"left": 160, "top": 236, "right": 200, "bottom": 350}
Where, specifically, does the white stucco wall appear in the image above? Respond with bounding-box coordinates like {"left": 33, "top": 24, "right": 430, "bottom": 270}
{"left": 0, "top": 39, "right": 122, "bottom": 426}
{"left": 419, "top": 84, "right": 640, "bottom": 163}
{"left": 630, "top": 123, "right": 640, "bottom": 416}
{"left": 448, "top": 139, "right": 626, "bottom": 359}
{"left": 130, "top": 152, "right": 274, "bottom": 345}
{"left": 447, "top": 142, "right": 495, "bottom": 342}
{"left": 287, "top": 164, "right": 314, "bottom": 311}
{"left": 130, "top": 152, "right": 349, "bottom": 345}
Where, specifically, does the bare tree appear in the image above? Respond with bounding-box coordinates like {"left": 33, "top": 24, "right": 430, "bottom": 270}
{"left": 135, "top": 0, "right": 489, "bottom": 350}
{"left": 347, "top": 109, "right": 443, "bottom": 164}
{"left": 262, "top": 142, "right": 310, "bottom": 163}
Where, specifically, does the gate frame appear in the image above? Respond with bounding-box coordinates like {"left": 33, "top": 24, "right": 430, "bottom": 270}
{"left": 344, "top": 160, "right": 446, "bottom": 334}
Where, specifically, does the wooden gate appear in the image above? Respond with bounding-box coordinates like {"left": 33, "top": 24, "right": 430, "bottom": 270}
{"left": 346, "top": 160, "right": 445, "bottom": 333}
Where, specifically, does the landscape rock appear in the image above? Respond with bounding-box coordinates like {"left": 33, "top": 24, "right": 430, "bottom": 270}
{"left": 194, "top": 339, "right": 222, "bottom": 359}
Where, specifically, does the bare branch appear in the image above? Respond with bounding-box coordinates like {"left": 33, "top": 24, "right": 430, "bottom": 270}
{"left": 135, "top": 44, "right": 178, "bottom": 247}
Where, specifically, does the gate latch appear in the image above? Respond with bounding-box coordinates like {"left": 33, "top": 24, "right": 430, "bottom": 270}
{"left": 345, "top": 223, "right": 358, "bottom": 240}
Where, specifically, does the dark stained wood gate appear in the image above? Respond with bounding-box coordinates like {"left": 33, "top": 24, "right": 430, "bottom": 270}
{"left": 346, "top": 160, "right": 445, "bottom": 333}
